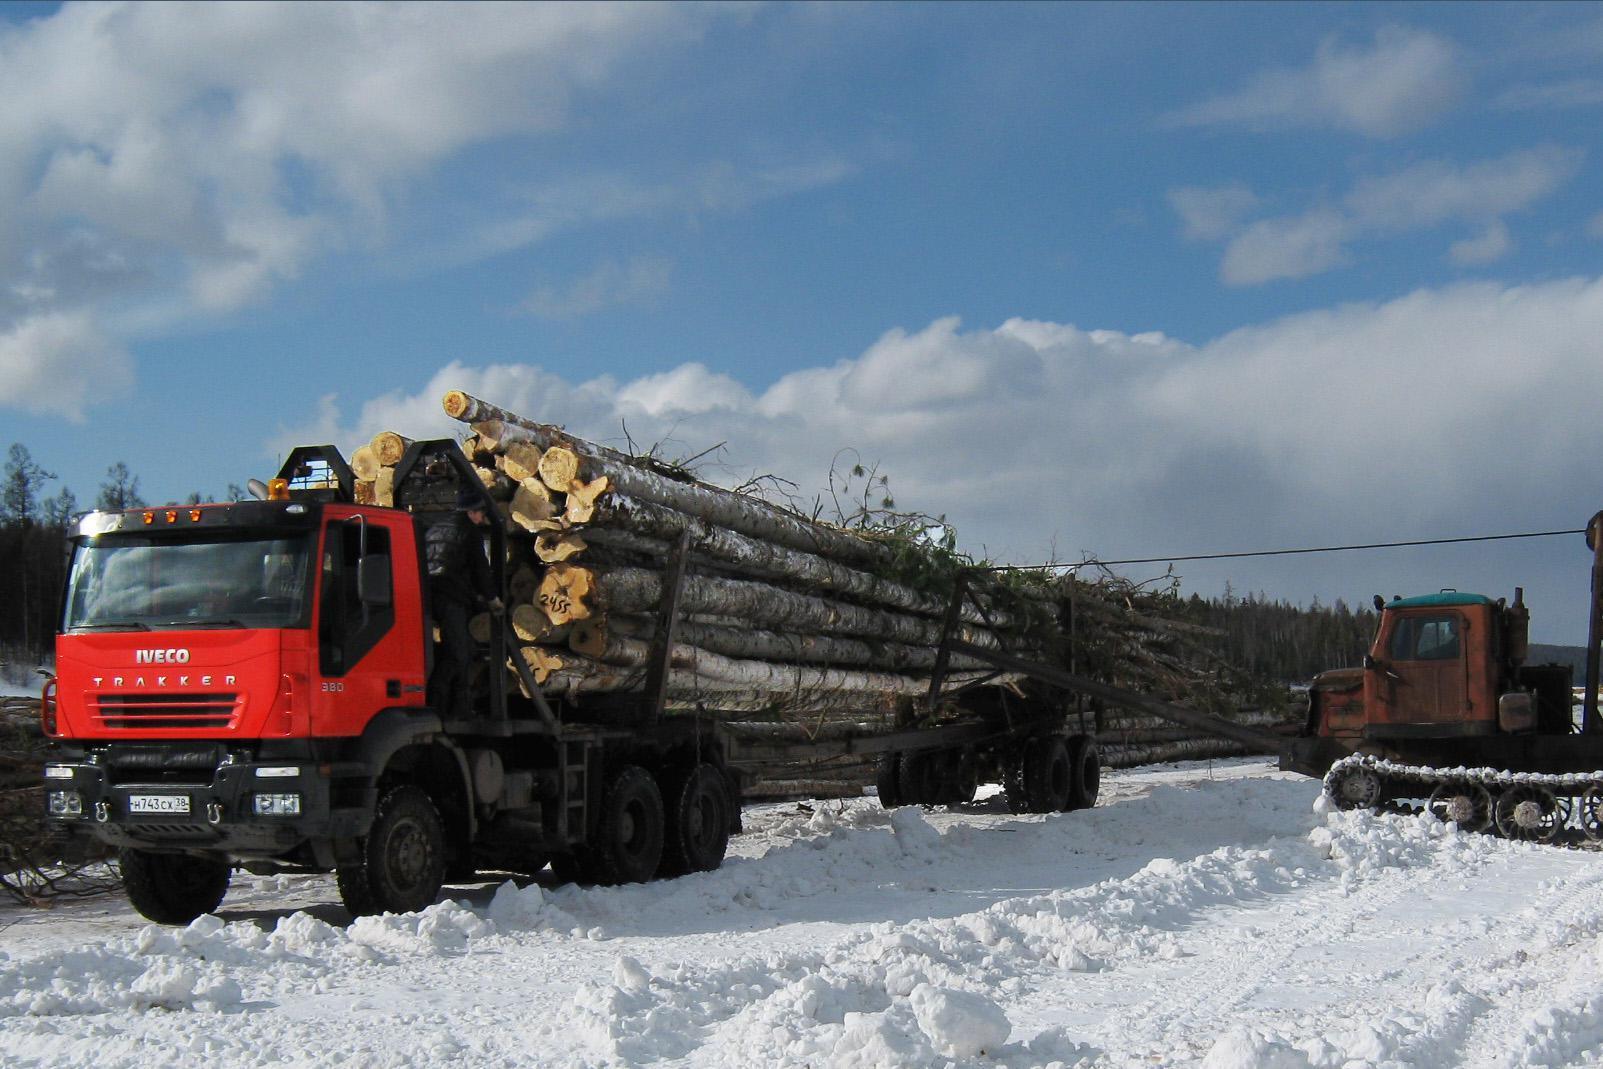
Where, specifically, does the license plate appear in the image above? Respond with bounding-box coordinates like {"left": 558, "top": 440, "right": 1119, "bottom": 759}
{"left": 128, "top": 794, "right": 190, "bottom": 815}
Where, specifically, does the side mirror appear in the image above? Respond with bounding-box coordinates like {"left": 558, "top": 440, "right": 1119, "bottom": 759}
{"left": 1362, "top": 653, "right": 1376, "bottom": 671}
{"left": 357, "top": 556, "right": 392, "bottom": 607}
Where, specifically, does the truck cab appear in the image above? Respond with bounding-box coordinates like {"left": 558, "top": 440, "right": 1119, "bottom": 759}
{"left": 44, "top": 481, "right": 435, "bottom": 889}
{"left": 1295, "top": 589, "right": 1574, "bottom": 775}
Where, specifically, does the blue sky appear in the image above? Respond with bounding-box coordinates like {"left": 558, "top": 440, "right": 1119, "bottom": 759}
{"left": 2, "top": 1, "right": 1602, "bottom": 642}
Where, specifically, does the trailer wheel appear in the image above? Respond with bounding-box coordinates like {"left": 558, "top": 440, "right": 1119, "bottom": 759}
{"left": 898, "top": 751, "right": 941, "bottom": 806}
{"left": 1065, "top": 736, "right": 1100, "bottom": 811}
{"left": 1003, "top": 749, "right": 1032, "bottom": 814}
{"left": 875, "top": 753, "right": 904, "bottom": 809}
{"left": 1022, "top": 737, "right": 1074, "bottom": 813}
{"left": 588, "top": 765, "right": 665, "bottom": 885}
{"left": 662, "top": 764, "right": 730, "bottom": 876}
{"left": 932, "top": 748, "right": 977, "bottom": 805}
{"left": 119, "top": 849, "right": 231, "bottom": 925}
{"left": 338, "top": 784, "right": 447, "bottom": 917}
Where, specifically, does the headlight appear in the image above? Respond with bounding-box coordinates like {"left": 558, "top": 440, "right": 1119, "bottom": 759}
{"left": 47, "top": 790, "right": 83, "bottom": 817}
{"left": 253, "top": 793, "right": 302, "bottom": 816}
{"left": 44, "top": 765, "right": 75, "bottom": 779}
{"left": 254, "top": 766, "right": 300, "bottom": 778}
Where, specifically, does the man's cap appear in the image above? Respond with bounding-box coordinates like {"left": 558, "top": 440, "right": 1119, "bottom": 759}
{"left": 457, "top": 487, "right": 485, "bottom": 510}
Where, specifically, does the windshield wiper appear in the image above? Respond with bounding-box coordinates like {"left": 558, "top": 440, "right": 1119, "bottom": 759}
{"left": 72, "top": 621, "right": 152, "bottom": 632}
{"left": 157, "top": 618, "right": 248, "bottom": 629}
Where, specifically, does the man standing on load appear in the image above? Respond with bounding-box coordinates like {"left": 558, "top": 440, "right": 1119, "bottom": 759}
{"left": 426, "top": 488, "right": 498, "bottom": 718}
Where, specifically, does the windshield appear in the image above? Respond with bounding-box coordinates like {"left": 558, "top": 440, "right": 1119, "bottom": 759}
{"left": 63, "top": 531, "right": 315, "bottom": 632}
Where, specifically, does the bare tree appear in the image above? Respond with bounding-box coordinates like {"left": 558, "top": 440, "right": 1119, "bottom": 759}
{"left": 1, "top": 444, "right": 55, "bottom": 526}
{"left": 95, "top": 462, "right": 145, "bottom": 511}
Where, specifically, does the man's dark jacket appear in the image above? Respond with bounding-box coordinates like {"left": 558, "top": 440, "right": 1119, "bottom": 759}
{"left": 425, "top": 512, "right": 493, "bottom": 607}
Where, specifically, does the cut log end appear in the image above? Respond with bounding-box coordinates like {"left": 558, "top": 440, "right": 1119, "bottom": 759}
{"left": 520, "top": 647, "right": 565, "bottom": 685}
{"left": 538, "top": 563, "right": 595, "bottom": 626}
{"left": 511, "top": 478, "right": 557, "bottom": 532}
{"left": 370, "top": 431, "right": 413, "bottom": 467}
{"left": 442, "top": 390, "right": 472, "bottom": 421}
{"left": 350, "top": 445, "right": 382, "bottom": 482}
{"left": 538, "top": 446, "right": 581, "bottom": 492}
{"left": 499, "top": 442, "right": 546, "bottom": 484}
{"left": 535, "top": 531, "right": 588, "bottom": 564}
{"left": 568, "top": 618, "right": 608, "bottom": 659}
{"left": 564, "top": 475, "right": 610, "bottom": 524}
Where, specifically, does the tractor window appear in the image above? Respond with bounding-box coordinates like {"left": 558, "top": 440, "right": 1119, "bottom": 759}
{"left": 319, "top": 521, "right": 394, "bottom": 676}
{"left": 1389, "top": 614, "right": 1461, "bottom": 662}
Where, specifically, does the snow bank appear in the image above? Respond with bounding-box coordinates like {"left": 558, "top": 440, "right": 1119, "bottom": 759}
{"left": 6, "top": 762, "right": 1603, "bottom": 1068}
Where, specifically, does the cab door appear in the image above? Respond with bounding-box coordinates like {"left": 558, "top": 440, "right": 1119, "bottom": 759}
{"left": 1376, "top": 611, "right": 1471, "bottom": 726}
{"left": 311, "top": 509, "right": 427, "bottom": 735}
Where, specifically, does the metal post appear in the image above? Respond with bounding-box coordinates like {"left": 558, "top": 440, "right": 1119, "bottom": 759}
{"left": 1584, "top": 511, "right": 1603, "bottom": 734}
{"left": 644, "top": 531, "right": 692, "bottom": 721}
{"left": 927, "top": 571, "right": 970, "bottom": 708}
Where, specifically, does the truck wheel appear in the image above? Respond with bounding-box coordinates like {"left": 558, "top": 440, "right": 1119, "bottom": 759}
{"left": 1023, "top": 736, "right": 1073, "bottom": 813}
{"left": 119, "top": 848, "right": 231, "bottom": 925}
{"left": 589, "top": 766, "right": 665, "bottom": 885}
{"left": 549, "top": 852, "right": 585, "bottom": 885}
{"left": 338, "top": 785, "right": 447, "bottom": 917}
{"left": 662, "top": 764, "right": 730, "bottom": 876}
{"left": 875, "top": 753, "right": 904, "bottom": 809}
{"left": 1065, "top": 736, "right": 1100, "bottom": 811}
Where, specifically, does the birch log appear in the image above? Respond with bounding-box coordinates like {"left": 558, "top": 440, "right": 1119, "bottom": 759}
{"left": 568, "top": 565, "right": 1008, "bottom": 650}
{"left": 442, "top": 392, "right": 897, "bottom": 569}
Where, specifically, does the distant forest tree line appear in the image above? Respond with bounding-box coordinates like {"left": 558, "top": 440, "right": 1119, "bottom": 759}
{"left": 0, "top": 440, "right": 1382, "bottom": 685}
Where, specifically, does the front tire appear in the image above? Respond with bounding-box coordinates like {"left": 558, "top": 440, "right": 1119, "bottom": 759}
{"left": 338, "top": 784, "right": 447, "bottom": 917}
{"left": 119, "top": 848, "right": 231, "bottom": 925}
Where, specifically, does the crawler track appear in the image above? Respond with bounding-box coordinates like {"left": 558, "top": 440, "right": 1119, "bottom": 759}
{"left": 1325, "top": 753, "right": 1603, "bottom": 845}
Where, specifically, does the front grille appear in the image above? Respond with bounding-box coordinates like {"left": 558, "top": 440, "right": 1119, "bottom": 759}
{"left": 90, "top": 693, "right": 241, "bottom": 731}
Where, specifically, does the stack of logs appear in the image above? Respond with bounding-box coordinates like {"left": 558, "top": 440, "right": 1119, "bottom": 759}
{"left": 435, "top": 391, "right": 1042, "bottom": 720}
{"left": 350, "top": 390, "right": 1295, "bottom": 796}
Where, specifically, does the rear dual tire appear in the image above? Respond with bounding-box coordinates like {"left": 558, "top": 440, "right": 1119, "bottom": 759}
{"left": 1004, "top": 735, "right": 1099, "bottom": 814}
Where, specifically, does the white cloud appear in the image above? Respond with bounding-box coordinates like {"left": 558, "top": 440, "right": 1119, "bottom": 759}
{"left": 1448, "top": 220, "right": 1512, "bottom": 266}
{"left": 0, "top": 311, "right": 133, "bottom": 421}
{"left": 616, "top": 364, "right": 752, "bottom": 418}
{"left": 1204, "top": 147, "right": 1580, "bottom": 285}
{"left": 521, "top": 256, "right": 674, "bottom": 320}
{"left": 1168, "top": 185, "right": 1260, "bottom": 242}
{"left": 1168, "top": 26, "right": 1465, "bottom": 138}
{"left": 305, "top": 276, "right": 1603, "bottom": 572}
{"left": 1220, "top": 209, "right": 1351, "bottom": 285}
{"left": 1495, "top": 78, "right": 1603, "bottom": 111}
{"left": 0, "top": 2, "right": 736, "bottom": 415}
{"left": 1343, "top": 147, "right": 1582, "bottom": 230}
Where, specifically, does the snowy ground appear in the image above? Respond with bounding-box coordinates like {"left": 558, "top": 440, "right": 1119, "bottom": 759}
{"left": 6, "top": 757, "right": 1603, "bottom": 1068}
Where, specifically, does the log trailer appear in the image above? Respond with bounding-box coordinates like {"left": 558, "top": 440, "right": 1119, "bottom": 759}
{"left": 38, "top": 441, "right": 1107, "bottom": 924}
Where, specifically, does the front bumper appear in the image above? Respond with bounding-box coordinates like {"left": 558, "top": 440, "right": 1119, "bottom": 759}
{"left": 43, "top": 757, "right": 369, "bottom": 860}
